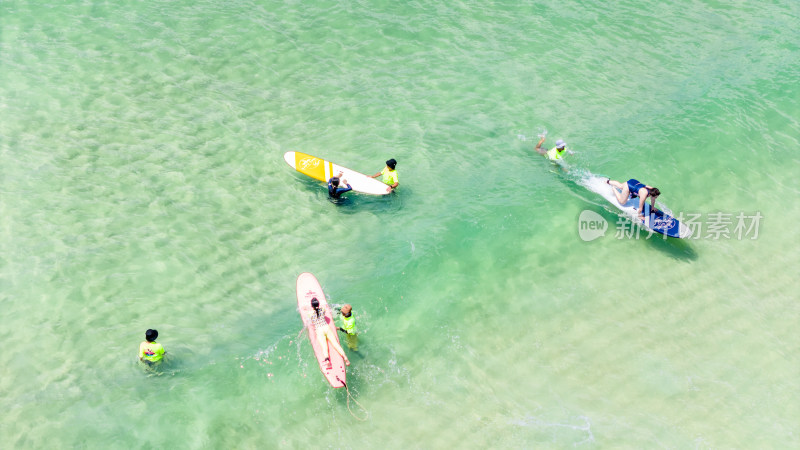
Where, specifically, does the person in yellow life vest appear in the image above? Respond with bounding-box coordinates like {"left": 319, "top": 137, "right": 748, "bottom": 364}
{"left": 534, "top": 136, "right": 570, "bottom": 161}
{"left": 370, "top": 158, "right": 399, "bottom": 189}
{"left": 139, "top": 329, "right": 165, "bottom": 365}
{"left": 335, "top": 304, "right": 358, "bottom": 351}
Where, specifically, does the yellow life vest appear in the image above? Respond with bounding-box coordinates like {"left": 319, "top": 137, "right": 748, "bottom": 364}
{"left": 381, "top": 167, "right": 398, "bottom": 186}
{"left": 546, "top": 147, "right": 566, "bottom": 161}
{"left": 340, "top": 314, "right": 356, "bottom": 335}
{"left": 139, "top": 341, "right": 165, "bottom": 362}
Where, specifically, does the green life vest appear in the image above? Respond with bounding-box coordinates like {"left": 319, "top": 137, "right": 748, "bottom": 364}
{"left": 381, "top": 167, "right": 398, "bottom": 186}
{"left": 340, "top": 314, "right": 356, "bottom": 335}
{"left": 546, "top": 147, "right": 566, "bottom": 161}
{"left": 140, "top": 341, "right": 165, "bottom": 362}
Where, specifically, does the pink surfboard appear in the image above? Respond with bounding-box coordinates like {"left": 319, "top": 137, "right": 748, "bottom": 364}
{"left": 296, "top": 272, "right": 347, "bottom": 388}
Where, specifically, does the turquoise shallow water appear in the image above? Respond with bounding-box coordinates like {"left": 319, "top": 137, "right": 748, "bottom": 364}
{"left": 1, "top": 1, "right": 799, "bottom": 448}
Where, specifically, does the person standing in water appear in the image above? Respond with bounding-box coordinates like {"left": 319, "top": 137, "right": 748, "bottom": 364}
{"left": 370, "top": 158, "right": 399, "bottom": 189}
{"left": 139, "top": 329, "right": 165, "bottom": 365}
{"left": 606, "top": 178, "right": 661, "bottom": 220}
{"left": 307, "top": 297, "right": 350, "bottom": 369}
{"left": 327, "top": 171, "right": 352, "bottom": 199}
{"left": 336, "top": 304, "right": 358, "bottom": 351}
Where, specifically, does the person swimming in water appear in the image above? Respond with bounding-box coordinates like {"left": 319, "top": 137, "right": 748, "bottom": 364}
{"left": 606, "top": 178, "right": 661, "bottom": 220}
{"left": 534, "top": 136, "right": 569, "bottom": 161}
{"left": 307, "top": 297, "right": 350, "bottom": 369}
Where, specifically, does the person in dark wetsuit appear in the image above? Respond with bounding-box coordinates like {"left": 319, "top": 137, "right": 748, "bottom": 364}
{"left": 606, "top": 178, "right": 661, "bottom": 220}
{"left": 327, "top": 171, "right": 352, "bottom": 199}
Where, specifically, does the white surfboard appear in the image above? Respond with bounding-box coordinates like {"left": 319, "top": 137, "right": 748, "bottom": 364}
{"left": 284, "top": 151, "right": 392, "bottom": 195}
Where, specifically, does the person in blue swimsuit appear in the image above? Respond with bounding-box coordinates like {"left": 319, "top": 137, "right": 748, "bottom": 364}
{"left": 328, "top": 171, "right": 352, "bottom": 199}
{"left": 606, "top": 178, "right": 661, "bottom": 220}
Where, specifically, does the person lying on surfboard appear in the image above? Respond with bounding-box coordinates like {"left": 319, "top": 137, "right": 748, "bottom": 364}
{"left": 308, "top": 297, "right": 350, "bottom": 369}
{"left": 534, "top": 136, "right": 570, "bottom": 161}
{"left": 606, "top": 178, "right": 661, "bottom": 220}
{"left": 328, "top": 172, "right": 352, "bottom": 199}
{"left": 370, "top": 158, "right": 399, "bottom": 189}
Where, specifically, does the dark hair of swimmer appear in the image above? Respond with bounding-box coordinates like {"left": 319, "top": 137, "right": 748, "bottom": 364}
{"left": 310, "top": 297, "right": 322, "bottom": 318}
{"left": 650, "top": 187, "right": 660, "bottom": 197}
{"left": 330, "top": 177, "right": 339, "bottom": 187}
{"left": 386, "top": 158, "right": 397, "bottom": 170}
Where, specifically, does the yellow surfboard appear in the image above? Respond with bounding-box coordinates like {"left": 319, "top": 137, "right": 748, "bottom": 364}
{"left": 283, "top": 151, "right": 391, "bottom": 195}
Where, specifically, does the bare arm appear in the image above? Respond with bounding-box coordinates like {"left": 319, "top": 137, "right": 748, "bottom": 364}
{"left": 637, "top": 196, "right": 647, "bottom": 219}
{"left": 534, "top": 136, "right": 547, "bottom": 156}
